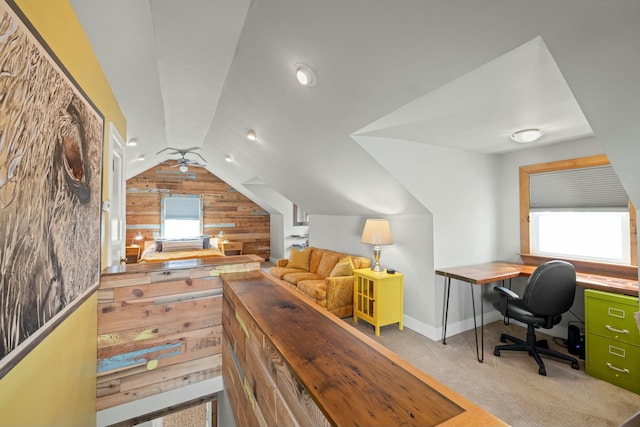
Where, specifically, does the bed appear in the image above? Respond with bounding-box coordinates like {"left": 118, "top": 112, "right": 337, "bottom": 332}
{"left": 138, "top": 237, "right": 226, "bottom": 263}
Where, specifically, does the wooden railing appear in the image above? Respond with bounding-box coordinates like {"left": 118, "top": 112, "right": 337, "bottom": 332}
{"left": 96, "top": 255, "right": 262, "bottom": 411}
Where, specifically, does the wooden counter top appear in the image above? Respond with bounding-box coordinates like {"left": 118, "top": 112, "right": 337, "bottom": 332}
{"left": 222, "top": 270, "right": 506, "bottom": 427}
{"left": 101, "top": 254, "right": 263, "bottom": 276}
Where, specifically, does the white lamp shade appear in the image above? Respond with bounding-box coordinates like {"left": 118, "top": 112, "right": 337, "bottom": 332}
{"left": 360, "top": 219, "right": 393, "bottom": 245}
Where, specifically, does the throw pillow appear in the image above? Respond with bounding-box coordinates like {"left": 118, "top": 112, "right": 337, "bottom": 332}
{"left": 316, "top": 252, "right": 342, "bottom": 278}
{"left": 330, "top": 256, "right": 354, "bottom": 277}
{"left": 287, "top": 247, "right": 311, "bottom": 271}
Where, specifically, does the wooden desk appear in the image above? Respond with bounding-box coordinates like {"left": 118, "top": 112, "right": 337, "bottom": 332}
{"left": 436, "top": 261, "right": 639, "bottom": 362}
{"left": 222, "top": 270, "right": 506, "bottom": 427}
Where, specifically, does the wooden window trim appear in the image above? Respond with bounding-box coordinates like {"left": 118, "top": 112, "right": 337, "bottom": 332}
{"left": 519, "top": 154, "right": 637, "bottom": 280}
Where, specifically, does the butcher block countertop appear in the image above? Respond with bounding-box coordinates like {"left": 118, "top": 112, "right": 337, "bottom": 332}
{"left": 221, "top": 270, "right": 506, "bottom": 427}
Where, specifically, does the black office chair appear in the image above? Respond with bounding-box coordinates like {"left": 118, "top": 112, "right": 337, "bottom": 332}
{"left": 493, "top": 260, "right": 580, "bottom": 376}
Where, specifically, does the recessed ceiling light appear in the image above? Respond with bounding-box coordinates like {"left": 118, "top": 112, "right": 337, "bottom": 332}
{"left": 295, "top": 63, "right": 316, "bottom": 86}
{"left": 225, "top": 155, "right": 233, "bottom": 163}
{"left": 246, "top": 130, "right": 257, "bottom": 141}
{"left": 510, "top": 129, "right": 544, "bottom": 144}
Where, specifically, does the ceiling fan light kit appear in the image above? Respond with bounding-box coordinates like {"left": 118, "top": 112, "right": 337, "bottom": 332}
{"left": 156, "top": 147, "right": 207, "bottom": 172}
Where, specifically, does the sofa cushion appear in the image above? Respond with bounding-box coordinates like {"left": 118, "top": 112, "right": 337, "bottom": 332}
{"left": 309, "top": 248, "right": 325, "bottom": 274}
{"left": 269, "top": 266, "right": 306, "bottom": 280}
{"left": 298, "top": 279, "right": 328, "bottom": 300}
{"left": 330, "top": 256, "right": 354, "bottom": 277}
{"left": 316, "top": 252, "right": 342, "bottom": 278}
{"left": 287, "top": 247, "right": 311, "bottom": 271}
{"left": 283, "top": 272, "right": 323, "bottom": 285}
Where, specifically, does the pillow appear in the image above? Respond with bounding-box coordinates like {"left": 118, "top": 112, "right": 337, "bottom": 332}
{"left": 161, "top": 239, "right": 203, "bottom": 252}
{"left": 316, "top": 252, "right": 341, "bottom": 278}
{"left": 287, "top": 247, "right": 311, "bottom": 271}
{"left": 330, "top": 256, "right": 354, "bottom": 277}
{"left": 202, "top": 235, "right": 211, "bottom": 249}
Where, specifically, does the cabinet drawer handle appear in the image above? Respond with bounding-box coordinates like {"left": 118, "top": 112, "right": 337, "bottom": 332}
{"left": 605, "top": 325, "right": 629, "bottom": 334}
{"left": 606, "top": 362, "right": 630, "bottom": 374}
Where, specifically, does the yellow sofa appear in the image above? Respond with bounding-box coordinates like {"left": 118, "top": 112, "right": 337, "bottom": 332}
{"left": 269, "top": 247, "right": 371, "bottom": 318}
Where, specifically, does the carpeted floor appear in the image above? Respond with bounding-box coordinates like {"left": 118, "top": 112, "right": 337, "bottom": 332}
{"left": 346, "top": 318, "right": 640, "bottom": 427}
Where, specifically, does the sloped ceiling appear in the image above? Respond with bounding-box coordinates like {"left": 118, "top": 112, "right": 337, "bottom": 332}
{"left": 70, "top": 0, "right": 640, "bottom": 215}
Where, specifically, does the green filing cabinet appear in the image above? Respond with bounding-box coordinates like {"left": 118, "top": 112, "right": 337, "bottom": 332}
{"left": 585, "top": 289, "right": 640, "bottom": 394}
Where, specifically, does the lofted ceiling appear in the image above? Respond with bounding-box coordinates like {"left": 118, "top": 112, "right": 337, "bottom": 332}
{"left": 69, "top": 0, "right": 640, "bottom": 216}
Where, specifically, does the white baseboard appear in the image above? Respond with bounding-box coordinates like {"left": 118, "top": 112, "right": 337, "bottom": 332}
{"left": 403, "top": 311, "right": 503, "bottom": 342}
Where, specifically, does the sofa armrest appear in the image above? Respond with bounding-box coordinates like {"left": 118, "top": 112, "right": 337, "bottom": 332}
{"left": 325, "top": 276, "right": 355, "bottom": 311}
{"left": 277, "top": 259, "right": 289, "bottom": 267}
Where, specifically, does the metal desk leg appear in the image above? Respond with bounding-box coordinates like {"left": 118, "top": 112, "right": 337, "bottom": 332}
{"left": 470, "top": 283, "right": 484, "bottom": 363}
{"left": 442, "top": 277, "right": 451, "bottom": 344}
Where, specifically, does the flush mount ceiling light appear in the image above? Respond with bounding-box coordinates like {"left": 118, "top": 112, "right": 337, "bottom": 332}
{"left": 225, "top": 155, "right": 233, "bottom": 163}
{"left": 136, "top": 154, "right": 145, "bottom": 161}
{"left": 510, "top": 128, "right": 544, "bottom": 144}
{"left": 295, "top": 62, "right": 316, "bottom": 86}
{"left": 246, "top": 129, "right": 257, "bottom": 141}
{"left": 126, "top": 138, "right": 138, "bottom": 147}
{"left": 179, "top": 164, "right": 188, "bottom": 173}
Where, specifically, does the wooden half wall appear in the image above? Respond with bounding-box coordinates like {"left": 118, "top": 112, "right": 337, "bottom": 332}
{"left": 97, "top": 255, "right": 263, "bottom": 412}
{"left": 126, "top": 162, "right": 270, "bottom": 261}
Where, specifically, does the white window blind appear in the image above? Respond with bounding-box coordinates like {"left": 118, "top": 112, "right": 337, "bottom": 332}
{"left": 164, "top": 196, "right": 201, "bottom": 220}
{"left": 530, "top": 165, "right": 628, "bottom": 210}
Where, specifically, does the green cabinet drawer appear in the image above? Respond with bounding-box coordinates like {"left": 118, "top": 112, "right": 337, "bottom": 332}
{"left": 585, "top": 290, "right": 640, "bottom": 345}
{"left": 585, "top": 333, "right": 640, "bottom": 394}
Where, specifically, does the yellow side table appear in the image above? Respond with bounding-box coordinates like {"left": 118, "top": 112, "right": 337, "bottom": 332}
{"left": 353, "top": 268, "right": 404, "bottom": 336}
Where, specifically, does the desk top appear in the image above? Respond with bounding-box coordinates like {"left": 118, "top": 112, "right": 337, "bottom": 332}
{"left": 436, "top": 262, "right": 638, "bottom": 297}
{"left": 222, "top": 270, "right": 507, "bottom": 427}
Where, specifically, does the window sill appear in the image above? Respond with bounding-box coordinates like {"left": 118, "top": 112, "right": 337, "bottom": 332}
{"left": 520, "top": 254, "right": 638, "bottom": 281}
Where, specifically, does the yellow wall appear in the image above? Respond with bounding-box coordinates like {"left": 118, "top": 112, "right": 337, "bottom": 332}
{"left": 0, "top": 0, "right": 125, "bottom": 426}
{"left": 0, "top": 294, "right": 98, "bottom": 427}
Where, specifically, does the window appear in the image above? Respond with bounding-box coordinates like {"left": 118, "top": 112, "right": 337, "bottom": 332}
{"left": 161, "top": 194, "right": 203, "bottom": 238}
{"left": 520, "top": 155, "right": 637, "bottom": 271}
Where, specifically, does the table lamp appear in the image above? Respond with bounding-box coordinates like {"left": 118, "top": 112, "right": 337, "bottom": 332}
{"left": 131, "top": 231, "right": 143, "bottom": 246}
{"left": 360, "top": 219, "right": 393, "bottom": 272}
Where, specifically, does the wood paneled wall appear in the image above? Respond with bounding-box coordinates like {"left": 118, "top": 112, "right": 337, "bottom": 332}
{"left": 126, "top": 162, "right": 270, "bottom": 260}
{"left": 97, "top": 256, "right": 263, "bottom": 410}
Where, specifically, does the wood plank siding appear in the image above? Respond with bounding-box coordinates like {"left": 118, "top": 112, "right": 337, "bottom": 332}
{"left": 97, "top": 255, "right": 262, "bottom": 410}
{"left": 126, "top": 162, "right": 270, "bottom": 261}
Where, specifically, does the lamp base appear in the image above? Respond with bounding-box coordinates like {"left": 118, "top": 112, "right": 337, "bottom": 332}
{"left": 370, "top": 245, "right": 383, "bottom": 272}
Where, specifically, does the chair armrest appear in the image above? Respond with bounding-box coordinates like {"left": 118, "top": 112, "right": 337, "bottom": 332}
{"left": 277, "top": 259, "right": 289, "bottom": 267}
{"left": 494, "top": 286, "right": 519, "bottom": 300}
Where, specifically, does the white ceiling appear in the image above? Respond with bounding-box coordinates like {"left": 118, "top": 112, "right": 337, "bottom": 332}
{"left": 68, "top": 0, "right": 639, "bottom": 216}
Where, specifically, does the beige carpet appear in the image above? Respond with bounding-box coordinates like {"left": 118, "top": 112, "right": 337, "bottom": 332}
{"left": 346, "top": 318, "right": 640, "bottom": 427}
{"left": 162, "top": 403, "right": 206, "bottom": 427}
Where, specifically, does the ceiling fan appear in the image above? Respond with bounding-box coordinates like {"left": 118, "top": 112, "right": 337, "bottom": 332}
{"left": 156, "top": 147, "right": 207, "bottom": 172}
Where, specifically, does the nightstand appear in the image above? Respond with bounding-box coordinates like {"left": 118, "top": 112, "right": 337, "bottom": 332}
{"left": 219, "top": 241, "right": 243, "bottom": 255}
{"left": 125, "top": 245, "right": 140, "bottom": 263}
{"left": 353, "top": 268, "right": 404, "bottom": 336}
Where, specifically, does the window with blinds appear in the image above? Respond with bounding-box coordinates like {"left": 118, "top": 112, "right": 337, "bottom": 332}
{"left": 161, "top": 194, "right": 203, "bottom": 238}
{"left": 527, "top": 164, "right": 631, "bottom": 264}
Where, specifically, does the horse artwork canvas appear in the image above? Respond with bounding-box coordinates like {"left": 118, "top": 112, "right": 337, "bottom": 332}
{"left": 0, "top": 0, "right": 104, "bottom": 377}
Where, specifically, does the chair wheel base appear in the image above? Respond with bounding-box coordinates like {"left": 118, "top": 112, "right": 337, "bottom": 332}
{"left": 571, "top": 361, "right": 579, "bottom": 370}
{"left": 494, "top": 349, "right": 500, "bottom": 357}
{"left": 538, "top": 367, "right": 546, "bottom": 376}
